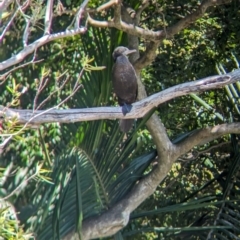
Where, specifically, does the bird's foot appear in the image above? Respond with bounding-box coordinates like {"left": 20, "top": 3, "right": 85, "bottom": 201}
{"left": 122, "top": 103, "right": 132, "bottom": 115}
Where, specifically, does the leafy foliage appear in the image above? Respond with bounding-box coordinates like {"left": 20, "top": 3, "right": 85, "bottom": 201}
{"left": 0, "top": 1, "right": 240, "bottom": 240}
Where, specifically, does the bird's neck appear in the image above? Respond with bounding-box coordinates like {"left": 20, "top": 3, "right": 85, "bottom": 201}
{"left": 116, "top": 55, "right": 129, "bottom": 64}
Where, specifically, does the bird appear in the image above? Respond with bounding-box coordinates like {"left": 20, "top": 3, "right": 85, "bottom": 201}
{"left": 112, "top": 46, "right": 138, "bottom": 132}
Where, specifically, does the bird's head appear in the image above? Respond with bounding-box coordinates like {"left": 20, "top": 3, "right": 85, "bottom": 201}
{"left": 112, "top": 46, "right": 136, "bottom": 61}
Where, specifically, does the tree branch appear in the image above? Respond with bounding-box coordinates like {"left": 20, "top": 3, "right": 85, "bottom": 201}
{"left": 135, "top": 0, "right": 150, "bottom": 21}
{"left": 0, "top": 8, "right": 19, "bottom": 42}
{"left": 44, "top": 0, "right": 54, "bottom": 34}
{"left": 0, "top": 0, "right": 88, "bottom": 72}
{"left": 95, "top": 0, "right": 118, "bottom": 12}
{"left": 113, "top": 0, "right": 121, "bottom": 23}
{"left": 87, "top": 15, "right": 163, "bottom": 42}
{"left": 73, "top": 121, "right": 240, "bottom": 239}
{"left": 88, "top": 0, "right": 232, "bottom": 41}
{"left": 134, "top": 41, "right": 159, "bottom": 71}
{"left": 0, "top": 70, "right": 237, "bottom": 127}
{"left": 65, "top": 61, "right": 239, "bottom": 239}
{"left": 174, "top": 124, "right": 239, "bottom": 159}
{"left": 166, "top": 0, "right": 232, "bottom": 38}
{"left": 0, "top": 59, "right": 43, "bottom": 84}
{"left": 135, "top": 0, "right": 232, "bottom": 68}
{"left": 88, "top": 0, "right": 232, "bottom": 70}
{"left": 74, "top": 0, "right": 89, "bottom": 29}
{"left": 0, "top": 0, "right": 14, "bottom": 14}
{"left": 0, "top": 28, "right": 86, "bottom": 71}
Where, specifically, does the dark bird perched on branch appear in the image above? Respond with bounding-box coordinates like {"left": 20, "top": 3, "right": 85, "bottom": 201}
{"left": 112, "top": 46, "right": 138, "bottom": 132}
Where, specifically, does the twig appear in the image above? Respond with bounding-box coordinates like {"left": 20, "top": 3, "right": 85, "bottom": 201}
{"left": 0, "top": 59, "right": 44, "bottom": 85}
{"left": 0, "top": 163, "right": 42, "bottom": 200}
{"left": 0, "top": 0, "right": 14, "bottom": 14}
{"left": 0, "top": 0, "right": 30, "bottom": 44}
{"left": 44, "top": 0, "right": 54, "bottom": 34}
{"left": 96, "top": 0, "right": 117, "bottom": 12}
{"left": 87, "top": 14, "right": 163, "bottom": 41}
{"left": 179, "top": 141, "right": 230, "bottom": 161}
{"left": 74, "top": 0, "right": 89, "bottom": 29}
{"left": 0, "top": 80, "right": 83, "bottom": 137}
{"left": 33, "top": 76, "right": 51, "bottom": 111}
{"left": 135, "top": 0, "right": 150, "bottom": 21}
{"left": 0, "top": 136, "right": 12, "bottom": 153}
{"left": 35, "top": 73, "right": 70, "bottom": 110}
{"left": 15, "top": 0, "right": 30, "bottom": 20}
{"left": 0, "top": 9, "right": 19, "bottom": 42}
{"left": 23, "top": 19, "right": 31, "bottom": 46}
{"left": 88, "top": 0, "right": 232, "bottom": 70}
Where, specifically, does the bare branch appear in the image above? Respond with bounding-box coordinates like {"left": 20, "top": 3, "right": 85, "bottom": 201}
{"left": 135, "top": 0, "right": 232, "bottom": 68}
{"left": 0, "top": 28, "right": 87, "bottom": 71}
{"left": 179, "top": 141, "right": 230, "bottom": 161}
{"left": 44, "top": 0, "right": 54, "bottom": 34}
{"left": 134, "top": 41, "right": 159, "bottom": 71}
{"left": 23, "top": 19, "right": 31, "bottom": 46}
{"left": 78, "top": 121, "right": 240, "bottom": 239}
{"left": 174, "top": 123, "right": 240, "bottom": 159}
{"left": 0, "top": 136, "right": 12, "bottom": 153}
{"left": 0, "top": 0, "right": 30, "bottom": 44}
{"left": 113, "top": 0, "right": 121, "bottom": 23}
{"left": 95, "top": 0, "right": 117, "bottom": 12}
{"left": 0, "top": 9, "right": 19, "bottom": 42}
{"left": 1, "top": 70, "right": 238, "bottom": 126}
{"left": 0, "top": 59, "right": 44, "bottom": 85}
{"left": 87, "top": 15, "right": 163, "bottom": 41}
{"left": 34, "top": 67, "right": 83, "bottom": 111}
{"left": 135, "top": 0, "right": 150, "bottom": 21}
{"left": 89, "top": 0, "right": 232, "bottom": 42}
{"left": 0, "top": 0, "right": 13, "bottom": 14}
{"left": 0, "top": 84, "right": 83, "bottom": 138}
{"left": 74, "top": 0, "right": 89, "bottom": 29}
{"left": 33, "top": 73, "right": 51, "bottom": 111}
{"left": 88, "top": 0, "right": 232, "bottom": 69}
{"left": 34, "top": 68, "right": 84, "bottom": 111}
{"left": 166, "top": 0, "right": 232, "bottom": 38}
{"left": 15, "top": 0, "right": 29, "bottom": 15}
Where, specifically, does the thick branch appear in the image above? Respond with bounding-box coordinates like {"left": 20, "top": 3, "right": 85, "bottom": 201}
{"left": 75, "top": 121, "right": 240, "bottom": 239}
{"left": 174, "top": 123, "right": 240, "bottom": 158}
{"left": 0, "top": 70, "right": 238, "bottom": 126}
{"left": 134, "top": 41, "right": 159, "bottom": 71}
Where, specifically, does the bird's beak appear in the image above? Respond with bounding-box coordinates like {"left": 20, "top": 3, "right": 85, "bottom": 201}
{"left": 125, "top": 49, "right": 137, "bottom": 55}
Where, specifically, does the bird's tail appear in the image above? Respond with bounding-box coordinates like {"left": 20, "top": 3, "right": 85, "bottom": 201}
{"left": 119, "top": 119, "right": 134, "bottom": 133}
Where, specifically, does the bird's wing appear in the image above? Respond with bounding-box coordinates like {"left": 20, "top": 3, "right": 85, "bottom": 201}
{"left": 112, "top": 56, "right": 138, "bottom": 105}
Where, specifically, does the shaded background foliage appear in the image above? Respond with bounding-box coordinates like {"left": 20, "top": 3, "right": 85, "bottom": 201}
{"left": 0, "top": 0, "right": 240, "bottom": 239}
